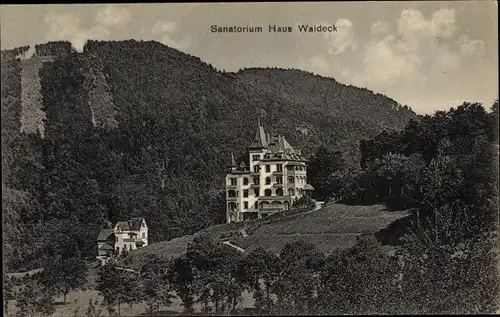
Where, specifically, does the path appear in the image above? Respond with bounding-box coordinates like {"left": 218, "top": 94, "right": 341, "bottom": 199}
{"left": 6, "top": 268, "right": 44, "bottom": 279}
{"left": 222, "top": 240, "right": 245, "bottom": 253}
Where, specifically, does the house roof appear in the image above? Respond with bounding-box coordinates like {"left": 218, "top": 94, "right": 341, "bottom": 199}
{"left": 115, "top": 221, "right": 130, "bottom": 231}
{"left": 114, "top": 218, "right": 146, "bottom": 231}
{"left": 248, "top": 124, "right": 268, "bottom": 149}
{"left": 97, "top": 229, "right": 114, "bottom": 241}
{"left": 130, "top": 218, "right": 145, "bottom": 230}
{"left": 99, "top": 244, "right": 114, "bottom": 250}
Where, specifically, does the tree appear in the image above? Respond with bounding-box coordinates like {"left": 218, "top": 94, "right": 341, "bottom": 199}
{"left": 308, "top": 146, "right": 345, "bottom": 200}
{"left": 238, "top": 246, "right": 279, "bottom": 312}
{"left": 39, "top": 254, "right": 87, "bottom": 304}
{"left": 186, "top": 232, "right": 244, "bottom": 314}
{"left": 317, "top": 235, "right": 401, "bottom": 314}
{"left": 139, "top": 254, "right": 173, "bottom": 315}
{"left": 3, "top": 274, "right": 15, "bottom": 316}
{"left": 168, "top": 256, "right": 196, "bottom": 313}
{"left": 96, "top": 259, "right": 140, "bottom": 316}
{"left": 272, "top": 241, "right": 324, "bottom": 314}
{"left": 14, "top": 278, "right": 55, "bottom": 317}
{"left": 397, "top": 204, "right": 499, "bottom": 313}
{"left": 85, "top": 299, "right": 103, "bottom": 317}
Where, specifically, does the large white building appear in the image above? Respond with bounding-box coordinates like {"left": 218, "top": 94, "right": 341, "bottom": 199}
{"left": 225, "top": 122, "right": 314, "bottom": 223}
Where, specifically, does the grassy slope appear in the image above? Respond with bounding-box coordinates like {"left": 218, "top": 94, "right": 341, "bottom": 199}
{"left": 124, "top": 203, "right": 413, "bottom": 269}
{"left": 228, "top": 204, "right": 412, "bottom": 255}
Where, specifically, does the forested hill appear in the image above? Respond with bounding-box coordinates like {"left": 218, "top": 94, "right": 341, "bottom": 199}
{"left": 232, "top": 68, "right": 416, "bottom": 155}
{"left": 2, "top": 40, "right": 416, "bottom": 271}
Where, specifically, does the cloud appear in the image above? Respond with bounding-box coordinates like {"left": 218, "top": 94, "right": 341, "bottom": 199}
{"left": 150, "top": 19, "right": 191, "bottom": 51}
{"left": 152, "top": 20, "right": 177, "bottom": 34}
{"left": 397, "top": 8, "right": 456, "bottom": 41}
{"left": 326, "top": 18, "right": 355, "bottom": 55}
{"left": 310, "top": 55, "right": 329, "bottom": 72}
{"left": 457, "top": 35, "right": 485, "bottom": 57}
{"left": 370, "top": 21, "right": 390, "bottom": 36}
{"left": 350, "top": 8, "right": 476, "bottom": 90}
{"left": 95, "top": 5, "right": 131, "bottom": 27}
{"left": 354, "top": 34, "right": 424, "bottom": 89}
{"left": 44, "top": 12, "right": 109, "bottom": 52}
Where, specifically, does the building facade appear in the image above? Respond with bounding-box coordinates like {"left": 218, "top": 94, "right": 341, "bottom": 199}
{"left": 226, "top": 122, "right": 314, "bottom": 223}
{"left": 96, "top": 217, "right": 149, "bottom": 263}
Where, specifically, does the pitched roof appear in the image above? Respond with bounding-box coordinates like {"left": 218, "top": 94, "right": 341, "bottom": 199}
{"left": 130, "top": 218, "right": 145, "bottom": 230}
{"left": 248, "top": 124, "right": 268, "bottom": 149}
{"left": 97, "top": 229, "right": 114, "bottom": 241}
{"left": 228, "top": 151, "right": 237, "bottom": 167}
{"left": 115, "top": 221, "right": 130, "bottom": 231}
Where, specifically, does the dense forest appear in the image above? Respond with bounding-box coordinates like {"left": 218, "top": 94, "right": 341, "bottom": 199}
{"left": 2, "top": 40, "right": 498, "bottom": 315}
{"left": 2, "top": 40, "right": 415, "bottom": 272}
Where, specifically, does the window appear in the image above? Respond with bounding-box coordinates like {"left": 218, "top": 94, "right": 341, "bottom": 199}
{"left": 252, "top": 154, "right": 260, "bottom": 161}
{"left": 265, "top": 165, "right": 271, "bottom": 172}
{"left": 288, "top": 188, "right": 295, "bottom": 196}
{"left": 287, "top": 165, "right": 294, "bottom": 171}
{"left": 254, "top": 188, "right": 259, "bottom": 197}
{"left": 276, "top": 176, "right": 283, "bottom": 184}
{"left": 243, "top": 177, "right": 249, "bottom": 185}
{"left": 276, "top": 188, "right": 284, "bottom": 196}
{"left": 288, "top": 176, "right": 294, "bottom": 183}
{"left": 228, "top": 190, "right": 237, "bottom": 197}
{"left": 244, "top": 202, "right": 248, "bottom": 209}
{"left": 253, "top": 177, "right": 260, "bottom": 185}
{"left": 142, "top": 232, "right": 146, "bottom": 239}
{"left": 265, "top": 177, "right": 271, "bottom": 185}
{"left": 265, "top": 189, "right": 272, "bottom": 196}
{"left": 228, "top": 202, "right": 237, "bottom": 211}
{"left": 277, "top": 164, "right": 283, "bottom": 172}
{"left": 253, "top": 165, "right": 259, "bottom": 173}
{"left": 230, "top": 178, "right": 237, "bottom": 185}
{"left": 243, "top": 189, "right": 249, "bottom": 198}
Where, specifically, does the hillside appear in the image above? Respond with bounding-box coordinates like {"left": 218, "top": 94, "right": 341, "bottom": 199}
{"left": 1, "top": 40, "right": 416, "bottom": 271}
{"left": 121, "top": 203, "right": 415, "bottom": 270}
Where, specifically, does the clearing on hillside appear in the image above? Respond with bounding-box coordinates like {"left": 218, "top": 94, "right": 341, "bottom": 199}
{"left": 122, "top": 203, "right": 414, "bottom": 268}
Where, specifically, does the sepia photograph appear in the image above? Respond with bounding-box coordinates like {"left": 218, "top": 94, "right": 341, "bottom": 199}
{"left": 1, "top": 2, "right": 499, "bottom": 316}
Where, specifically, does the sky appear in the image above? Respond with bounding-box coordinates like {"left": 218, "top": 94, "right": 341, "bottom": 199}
{"left": 1, "top": 2, "right": 498, "bottom": 114}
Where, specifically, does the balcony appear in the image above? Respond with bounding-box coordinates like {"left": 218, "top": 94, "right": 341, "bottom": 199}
{"left": 273, "top": 183, "right": 284, "bottom": 188}
{"left": 258, "top": 196, "right": 292, "bottom": 201}
{"left": 226, "top": 196, "right": 237, "bottom": 201}
{"left": 226, "top": 184, "right": 238, "bottom": 189}
{"left": 272, "top": 171, "right": 283, "bottom": 176}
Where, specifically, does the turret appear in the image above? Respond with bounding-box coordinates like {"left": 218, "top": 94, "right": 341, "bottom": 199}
{"left": 226, "top": 151, "right": 238, "bottom": 172}
{"left": 247, "top": 116, "right": 269, "bottom": 150}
